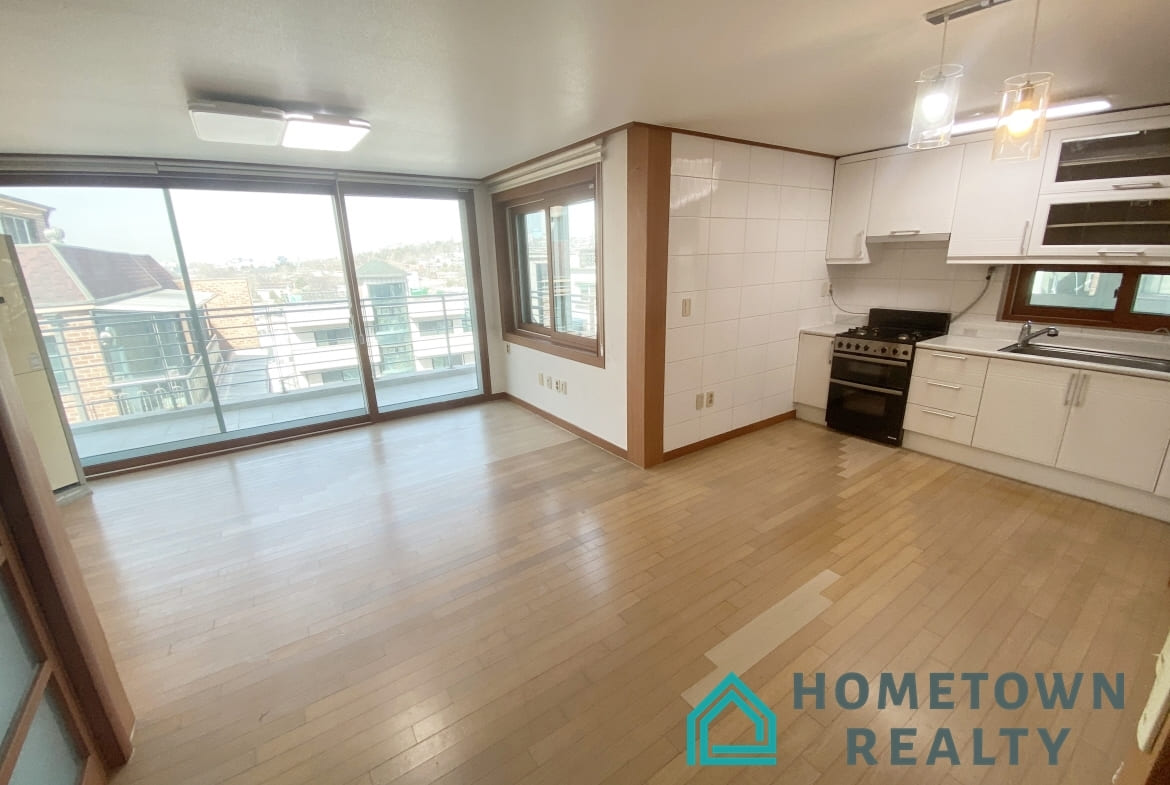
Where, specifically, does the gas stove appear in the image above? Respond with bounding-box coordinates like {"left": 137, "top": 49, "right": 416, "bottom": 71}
{"left": 833, "top": 309, "right": 951, "bottom": 360}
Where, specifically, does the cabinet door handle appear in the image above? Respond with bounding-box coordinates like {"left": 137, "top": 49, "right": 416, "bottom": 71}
{"left": 1019, "top": 220, "right": 1031, "bottom": 255}
{"left": 1075, "top": 373, "right": 1090, "bottom": 407}
{"left": 889, "top": 229, "right": 921, "bottom": 236}
{"left": 1097, "top": 248, "right": 1147, "bottom": 256}
{"left": 926, "top": 380, "right": 962, "bottom": 390}
{"left": 920, "top": 408, "right": 956, "bottom": 419}
{"left": 930, "top": 352, "right": 968, "bottom": 361}
{"left": 1111, "top": 181, "right": 1164, "bottom": 190}
{"left": 854, "top": 230, "right": 865, "bottom": 260}
{"left": 1063, "top": 373, "right": 1077, "bottom": 406}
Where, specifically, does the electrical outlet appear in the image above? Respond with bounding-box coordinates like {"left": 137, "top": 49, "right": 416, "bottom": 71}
{"left": 705, "top": 391, "right": 715, "bottom": 408}
{"left": 538, "top": 372, "right": 544, "bottom": 386}
{"left": 821, "top": 281, "right": 831, "bottom": 298}
{"left": 27, "top": 352, "right": 43, "bottom": 371}
{"left": 682, "top": 298, "right": 692, "bottom": 318}
{"left": 546, "top": 376, "right": 554, "bottom": 390}
{"left": 561, "top": 381, "right": 568, "bottom": 395}
{"left": 695, "top": 393, "right": 704, "bottom": 410}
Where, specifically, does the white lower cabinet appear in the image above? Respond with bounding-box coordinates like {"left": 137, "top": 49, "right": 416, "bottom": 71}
{"left": 971, "top": 360, "right": 1075, "bottom": 465}
{"left": 1156, "top": 449, "right": 1170, "bottom": 499}
{"left": 1056, "top": 371, "right": 1170, "bottom": 492}
{"left": 905, "top": 404, "right": 977, "bottom": 445}
{"left": 794, "top": 333, "right": 833, "bottom": 408}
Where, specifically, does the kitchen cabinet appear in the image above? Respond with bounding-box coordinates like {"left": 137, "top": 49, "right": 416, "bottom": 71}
{"left": 1056, "top": 370, "right": 1170, "bottom": 492}
{"left": 1156, "top": 447, "right": 1170, "bottom": 499}
{"left": 793, "top": 333, "right": 833, "bottom": 409}
{"left": 948, "top": 140, "right": 1045, "bottom": 258}
{"left": 825, "top": 159, "right": 875, "bottom": 264}
{"left": 971, "top": 359, "right": 1074, "bottom": 465}
{"left": 1029, "top": 190, "right": 1170, "bottom": 258}
{"left": 1040, "top": 116, "right": 1170, "bottom": 195}
{"left": 867, "top": 145, "right": 964, "bottom": 239}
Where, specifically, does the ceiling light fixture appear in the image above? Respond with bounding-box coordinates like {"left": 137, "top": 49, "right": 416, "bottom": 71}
{"left": 187, "top": 101, "right": 372, "bottom": 152}
{"left": 950, "top": 98, "right": 1111, "bottom": 136}
{"left": 908, "top": 12, "right": 963, "bottom": 150}
{"left": 992, "top": 0, "right": 1051, "bottom": 160}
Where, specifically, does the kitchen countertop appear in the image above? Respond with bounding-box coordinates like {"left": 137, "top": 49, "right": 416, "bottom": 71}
{"left": 918, "top": 333, "right": 1170, "bottom": 382}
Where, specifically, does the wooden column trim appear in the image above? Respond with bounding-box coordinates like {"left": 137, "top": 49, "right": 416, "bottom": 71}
{"left": 625, "top": 124, "right": 672, "bottom": 468}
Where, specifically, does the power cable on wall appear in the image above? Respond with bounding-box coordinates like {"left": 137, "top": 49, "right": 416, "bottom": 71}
{"left": 951, "top": 265, "right": 997, "bottom": 321}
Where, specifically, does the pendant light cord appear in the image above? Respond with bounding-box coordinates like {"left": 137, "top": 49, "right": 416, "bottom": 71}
{"left": 1026, "top": 0, "right": 1042, "bottom": 73}
{"left": 938, "top": 15, "right": 949, "bottom": 70}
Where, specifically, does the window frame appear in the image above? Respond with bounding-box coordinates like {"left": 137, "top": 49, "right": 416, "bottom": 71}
{"left": 492, "top": 165, "right": 604, "bottom": 367}
{"left": 1001, "top": 263, "right": 1170, "bottom": 331}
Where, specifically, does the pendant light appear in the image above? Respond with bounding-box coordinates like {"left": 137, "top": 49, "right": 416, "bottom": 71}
{"left": 992, "top": 0, "right": 1053, "bottom": 160}
{"left": 908, "top": 15, "right": 964, "bottom": 149}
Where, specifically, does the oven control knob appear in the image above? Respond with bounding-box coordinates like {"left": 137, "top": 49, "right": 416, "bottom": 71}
{"left": 880, "top": 347, "right": 887, "bottom": 353}
{"left": 836, "top": 341, "right": 843, "bottom": 348}
{"left": 863, "top": 344, "right": 870, "bottom": 352}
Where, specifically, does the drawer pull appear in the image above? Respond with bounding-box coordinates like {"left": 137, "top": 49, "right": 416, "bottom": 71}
{"left": 921, "top": 408, "right": 956, "bottom": 419}
{"left": 930, "top": 352, "right": 968, "bottom": 361}
{"left": 925, "top": 381, "right": 962, "bottom": 390}
{"left": 889, "top": 229, "right": 922, "bottom": 236}
{"left": 1111, "top": 181, "right": 1164, "bottom": 190}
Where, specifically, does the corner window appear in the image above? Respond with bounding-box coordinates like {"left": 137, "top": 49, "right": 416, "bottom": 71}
{"left": 492, "top": 166, "right": 602, "bottom": 365}
{"left": 1002, "top": 264, "right": 1170, "bottom": 330}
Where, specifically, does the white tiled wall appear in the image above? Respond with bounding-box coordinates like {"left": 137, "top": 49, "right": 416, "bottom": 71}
{"left": 664, "top": 133, "right": 835, "bottom": 451}
{"left": 826, "top": 243, "right": 1005, "bottom": 321}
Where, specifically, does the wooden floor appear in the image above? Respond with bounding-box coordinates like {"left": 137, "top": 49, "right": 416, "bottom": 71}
{"left": 60, "top": 401, "right": 1170, "bottom": 785}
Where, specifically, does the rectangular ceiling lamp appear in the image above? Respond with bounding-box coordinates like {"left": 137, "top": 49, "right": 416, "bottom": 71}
{"left": 281, "top": 114, "right": 371, "bottom": 152}
{"left": 188, "top": 101, "right": 286, "bottom": 146}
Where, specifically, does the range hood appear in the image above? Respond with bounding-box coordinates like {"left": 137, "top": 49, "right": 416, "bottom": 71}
{"left": 866, "top": 231, "right": 951, "bottom": 244}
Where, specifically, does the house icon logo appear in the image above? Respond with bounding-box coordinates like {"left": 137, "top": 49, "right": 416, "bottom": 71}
{"left": 686, "top": 672, "right": 777, "bottom": 766}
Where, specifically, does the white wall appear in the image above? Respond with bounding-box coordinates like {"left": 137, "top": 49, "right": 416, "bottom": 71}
{"left": 826, "top": 243, "right": 1005, "bottom": 323}
{"left": 663, "top": 133, "right": 835, "bottom": 451}
{"left": 489, "top": 130, "right": 629, "bottom": 450}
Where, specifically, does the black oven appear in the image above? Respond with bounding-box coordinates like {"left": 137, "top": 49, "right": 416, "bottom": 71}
{"left": 826, "top": 352, "right": 910, "bottom": 445}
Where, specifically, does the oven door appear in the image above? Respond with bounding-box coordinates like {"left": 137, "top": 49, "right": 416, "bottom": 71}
{"left": 829, "top": 351, "right": 910, "bottom": 390}
{"left": 825, "top": 378, "right": 908, "bottom": 445}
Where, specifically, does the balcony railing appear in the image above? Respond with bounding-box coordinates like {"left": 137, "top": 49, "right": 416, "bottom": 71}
{"left": 39, "top": 293, "right": 478, "bottom": 429}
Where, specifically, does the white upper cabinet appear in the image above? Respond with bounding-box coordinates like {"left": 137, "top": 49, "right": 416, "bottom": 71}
{"left": 1040, "top": 117, "right": 1170, "bottom": 194}
{"left": 867, "top": 145, "right": 964, "bottom": 239}
{"left": 1029, "top": 189, "right": 1170, "bottom": 259}
{"left": 825, "top": 159, "right": 875, "bottom": 264}
{"left": 1056, "top": 370, "right": 1170, "bottom": 492}
{"left": 948, "top": 140, "right": 1045, "bottom": 258}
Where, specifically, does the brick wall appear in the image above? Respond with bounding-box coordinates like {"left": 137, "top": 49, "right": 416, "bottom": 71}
{"left": 192, "top": 278, "right": 260, "bottom": 350}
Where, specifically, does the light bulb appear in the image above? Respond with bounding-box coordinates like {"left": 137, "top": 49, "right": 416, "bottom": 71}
{"left": 920, "top": 91, "right": 951, "bottom": 123}
{"left": 1006, "top": 107, "right": 1037, "bottom": 137}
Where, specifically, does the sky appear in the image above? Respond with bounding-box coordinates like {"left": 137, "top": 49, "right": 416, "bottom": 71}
{"left": 2, "top": 186, "right": 467, "bottom": 270}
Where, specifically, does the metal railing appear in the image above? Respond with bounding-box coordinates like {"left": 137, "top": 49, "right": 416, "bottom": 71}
{"left": 39, "top": 292, "right": 477, "bottom": 427}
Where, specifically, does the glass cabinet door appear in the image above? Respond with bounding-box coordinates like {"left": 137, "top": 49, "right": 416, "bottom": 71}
{"left": 0, "top": 573, "right": 38, "bottom": 740}
{"left": 1055, "top": 127, "right": 1170, "bottom": 184}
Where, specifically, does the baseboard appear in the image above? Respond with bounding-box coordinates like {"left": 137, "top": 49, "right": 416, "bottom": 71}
{"left": 663, "top": 411, "right": 797, "bottom": 461}
{"left": 903, "top": 432, "right": 1170, "bottom": 523}
{"left": 500, "top": 394, "right": 629, "bottom": 460}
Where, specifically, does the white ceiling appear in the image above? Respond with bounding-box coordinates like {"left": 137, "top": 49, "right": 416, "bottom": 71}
{"left": 1, "top": 0, "right": 1167, "bottom": 179}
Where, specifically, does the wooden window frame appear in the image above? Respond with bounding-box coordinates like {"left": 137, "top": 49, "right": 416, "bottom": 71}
{"left": 1001, "top": 263, "right": 1170, "bottom": 331}
{"left": 492, "top": 165, "right": 604, "bottom": 367}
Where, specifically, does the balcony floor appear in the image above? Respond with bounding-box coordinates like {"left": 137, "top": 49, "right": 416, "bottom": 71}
{"left": 71, "top": 363, "right": 480, "bottom": 462}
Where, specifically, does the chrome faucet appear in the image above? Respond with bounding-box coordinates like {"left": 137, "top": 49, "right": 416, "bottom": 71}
{"left": 1017, "top": 320, "right": 1059, "bottom": 347}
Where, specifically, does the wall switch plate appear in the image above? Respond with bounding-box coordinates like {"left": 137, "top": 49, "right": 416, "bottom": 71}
{"left": 705, "top": 391, "right": 715, "bottom": 407}
{"left": 695, "top": 393, "right": 704, "bottom": 410}
{"left": 538, "top": 372, "right": 544, "bottom": 386}
{"left": 821, "top": 281, "right": 831, "bottom": 298}
{"left": 27, "top": 352, "right": 43, "bottom": 371}
{"left": 682, "top": 298, "right": 692, "bottom": 318}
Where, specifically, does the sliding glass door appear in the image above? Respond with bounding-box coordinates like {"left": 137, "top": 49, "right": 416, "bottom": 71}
{"left": 168, "top": 188, "right": 368, "bottom": 432}
{"left": 343, "top": 192, "right": 481, "bottom": 412}
{"left": 0, "top": 180, "right": 484, "bottom": 468}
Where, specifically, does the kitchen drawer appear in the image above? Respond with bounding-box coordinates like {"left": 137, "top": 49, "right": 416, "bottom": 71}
{"left": 912, "top": 349, "right": 989, "bottom": 387}
{"left": 908, "top": 376, "right": 983, "bottom": 416}
{"left": 905, "top": 404, "right": 977, "bottom": 445}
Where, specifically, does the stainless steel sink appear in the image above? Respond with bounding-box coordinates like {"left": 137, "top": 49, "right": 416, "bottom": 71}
{"left": 1000, "top": 343, "right": 1170, "bottom": 374}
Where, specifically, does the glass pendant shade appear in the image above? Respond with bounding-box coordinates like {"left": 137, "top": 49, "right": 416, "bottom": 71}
{"left": 992, "top": 72, "right": 1053, "bottom": 160}
{"left": 908, "top": 65, "right": 964, "bottom": 149}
